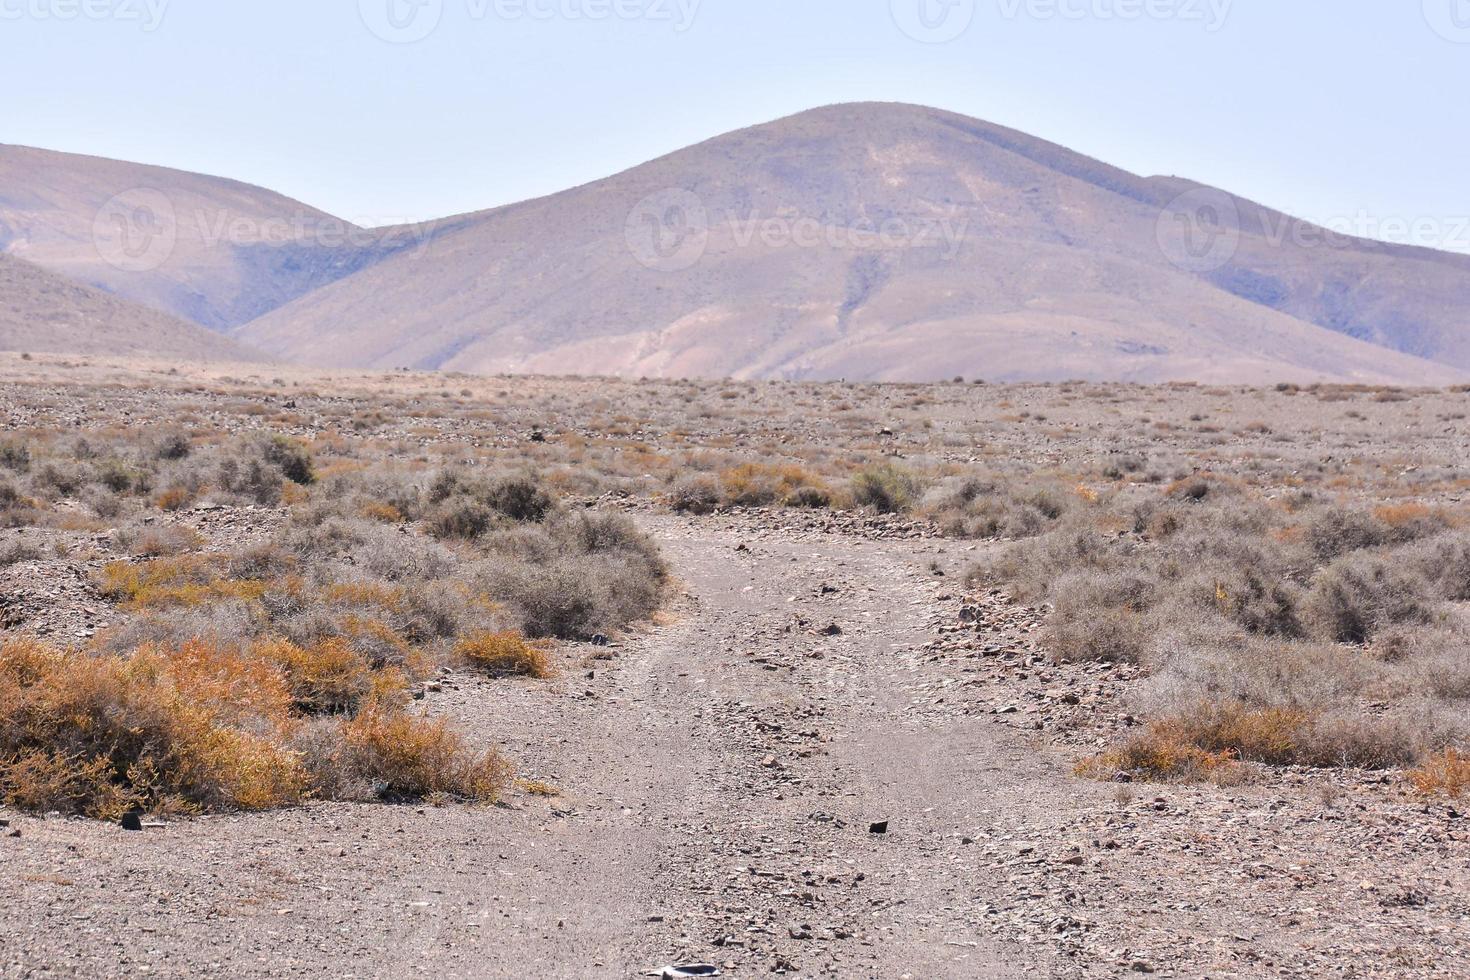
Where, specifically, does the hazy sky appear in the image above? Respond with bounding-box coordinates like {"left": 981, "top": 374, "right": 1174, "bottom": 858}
{"left": 2, "top": 1, "right": 1466, "bottom": 250}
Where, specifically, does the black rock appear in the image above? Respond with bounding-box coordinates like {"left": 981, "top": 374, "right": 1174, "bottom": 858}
{"left": 869, "top": 820, "right": 889, "bottom": 835}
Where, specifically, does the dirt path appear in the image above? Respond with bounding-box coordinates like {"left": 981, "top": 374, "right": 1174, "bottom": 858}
{"left": 1, "top": 515, "right": 1065, "bottom": 979}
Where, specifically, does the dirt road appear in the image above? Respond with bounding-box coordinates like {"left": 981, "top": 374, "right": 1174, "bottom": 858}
{"left": 4, "top": 514, "right": 1466, "bottom": 979}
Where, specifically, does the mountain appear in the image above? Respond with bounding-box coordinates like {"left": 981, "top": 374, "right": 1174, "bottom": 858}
{"left": 233, "top": 103, "right": 1470, "bottom": 384}
{"left": 0, "top": 144, "right": 411, "bottom": 331}
{"left": 0, "top": 253, "right": 266, "bottom": 362}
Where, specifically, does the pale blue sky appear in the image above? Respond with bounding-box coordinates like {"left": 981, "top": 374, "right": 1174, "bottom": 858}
{"left": 2, "top": 1, "right": 1466, "bottom": 250}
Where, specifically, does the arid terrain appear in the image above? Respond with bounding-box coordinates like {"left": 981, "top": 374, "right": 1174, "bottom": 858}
{"left": 1, "top": 353, "right": 1466, "bottom": 979}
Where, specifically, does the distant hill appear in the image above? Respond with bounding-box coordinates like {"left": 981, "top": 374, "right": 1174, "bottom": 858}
{"left": 0, "top": 253, "right": 265, "bottom": 362}
{"left": 233, "top": 104, "right": 1470, "bottom": 384}
{"left": 5, "top": 105, "right": 1468, "bottom": 383}
{"left": 0, "top": 143, "right": 408, "bottom": 331}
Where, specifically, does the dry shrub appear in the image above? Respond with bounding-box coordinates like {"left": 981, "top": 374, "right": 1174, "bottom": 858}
{"left": 1147, "top": 632, "right": 1376, "bottom": 714}
{"left": 976, "top": 528, "right": 1123, "bottom": 603}
{"left": 255, "top": 637, "right": 376, "bottom": 715}
{"left": 480, "top": 474, "right": 556, "bottom": 523}
{"left": 1292, "top": 711, "right": 1429, "bottom": 769}
{"left": 922, "top": 475, "right": 1072, "bottom": 539}
{"left": 719, "top": 463, "right": 828, "bottom": 508}
{"left": 457, "top": 631, "right": 551, "bottom": 678}
{"left": 0, "top": 640, "right": 307, "bottom": 818}
{"left": 118, "top": 524, "right": 205, "bottom": 558}
{"left": 339, "top": 707, "right": 509, "bottom": 803}
{"left": 100, "top": 557, "right": 266, "bottom": 609}
{"left": 848, "top": 463, "right": 922, "bottom": 514}
{"left": 1079, "top": 705, "right": 1321, "bottom": 783}
{"left": 0, "top": 637, "right": 506, "bottom": 817}
{"left": 1170, "top": 703, "right": 1311, "bottom": 765}
{"left": 324, "top": 581, "right": 406, "bottom": 613}
{"left": 428, "top": 496, "right": 497, "bottom": 540}
{"left": 154, "top": 486, "right": 194, "bottom": 512}
{"left": 1307, "top": 553, "right": 1433, "bottom": 644}
{"left": 1409, "top": 748, "right": 1470, "bottom": 798}
{"left": 337, "top": 615, "right": 413, "bottom": 667}
{"left": 427, "top": 474, "right": 557, "bottom": 539}
{"left": 1178, "top": 566, "right": 1304, "bottom": 638}
{"left": 483, "top": 514, "right": 665, "bottom": 640}
{"left": 259, "top": 435, "right": 315, "bottom": 486}
{"left": 214, "top": 458, "right": 284, "bottom": 505}
{"left": 1076, "top": 721, "right": 1243, "bottom": 784}
{"left": 1382, "top": 623, "right": 1470, "bottom": 699}
{"left": 1405, "top": 534, "right": 1470, "bottom": 601}
{"left": 1305, "top": 507, "right": 1386, "bottom": 561}
{"left": 359, "top": 500, "right": 404, "bottom": 523}
{"left": 1043, "top": 571, "right": 1156, "bottom": 663}
{"left": 669, "top": 474, "right": 720, "bottom": 515}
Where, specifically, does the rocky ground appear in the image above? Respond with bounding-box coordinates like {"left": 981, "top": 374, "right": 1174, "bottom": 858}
{"left": 3, "top": 509, "right": 1465, "bottom": 979}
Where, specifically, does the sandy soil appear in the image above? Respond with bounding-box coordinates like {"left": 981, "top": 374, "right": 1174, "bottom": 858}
{"left": 4, "top": 511, "right": 1466, "bottom": 979}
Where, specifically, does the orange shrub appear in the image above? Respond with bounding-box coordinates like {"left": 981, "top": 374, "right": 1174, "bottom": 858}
{"left": 1409, "top": 749, "right": 1470, "bottom": 798}
{"left": 1180, "top": 704, "right": 1310, "bottom": 766}
{"left": 254, "top": 638, "right": 374, "bottom": 715}
{"left": 1076, "top": 722, "right": 1242, "bottom": 784}
{"left": 341, "top": 708, "right": 509, "bottom": 802}
{"left": 1374, "top": 503, "right": 1433, "bottom": 527}
{"left": 358, "top": 500, "right": 404, "bottom": 523}
{"left": 457, "top": 630, "right": 552, "bottom": 678}
{"left": 324, "top": 582, "right": 405, "bottom": 612}
{"left": 1077, "top": 704, "right": 1312, "bottom": 784}
{"left": 154, "top": 487, "right": 194, "bottom": 512}
{"left": 719, "top": 463, "right": 829, "bottom": 507}
{"left": 0, "top": 640, "right": 307, "bottom": 818}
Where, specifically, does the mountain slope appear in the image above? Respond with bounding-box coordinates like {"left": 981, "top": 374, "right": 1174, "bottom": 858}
{"left": 0, "top": 144, "right": 411, "bottom": 330}
{"left": 0, "top": 253, "right": 266, "bottom": 362}
{"left": 236, "top": 103, "right": 1470, "bottom": 384}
